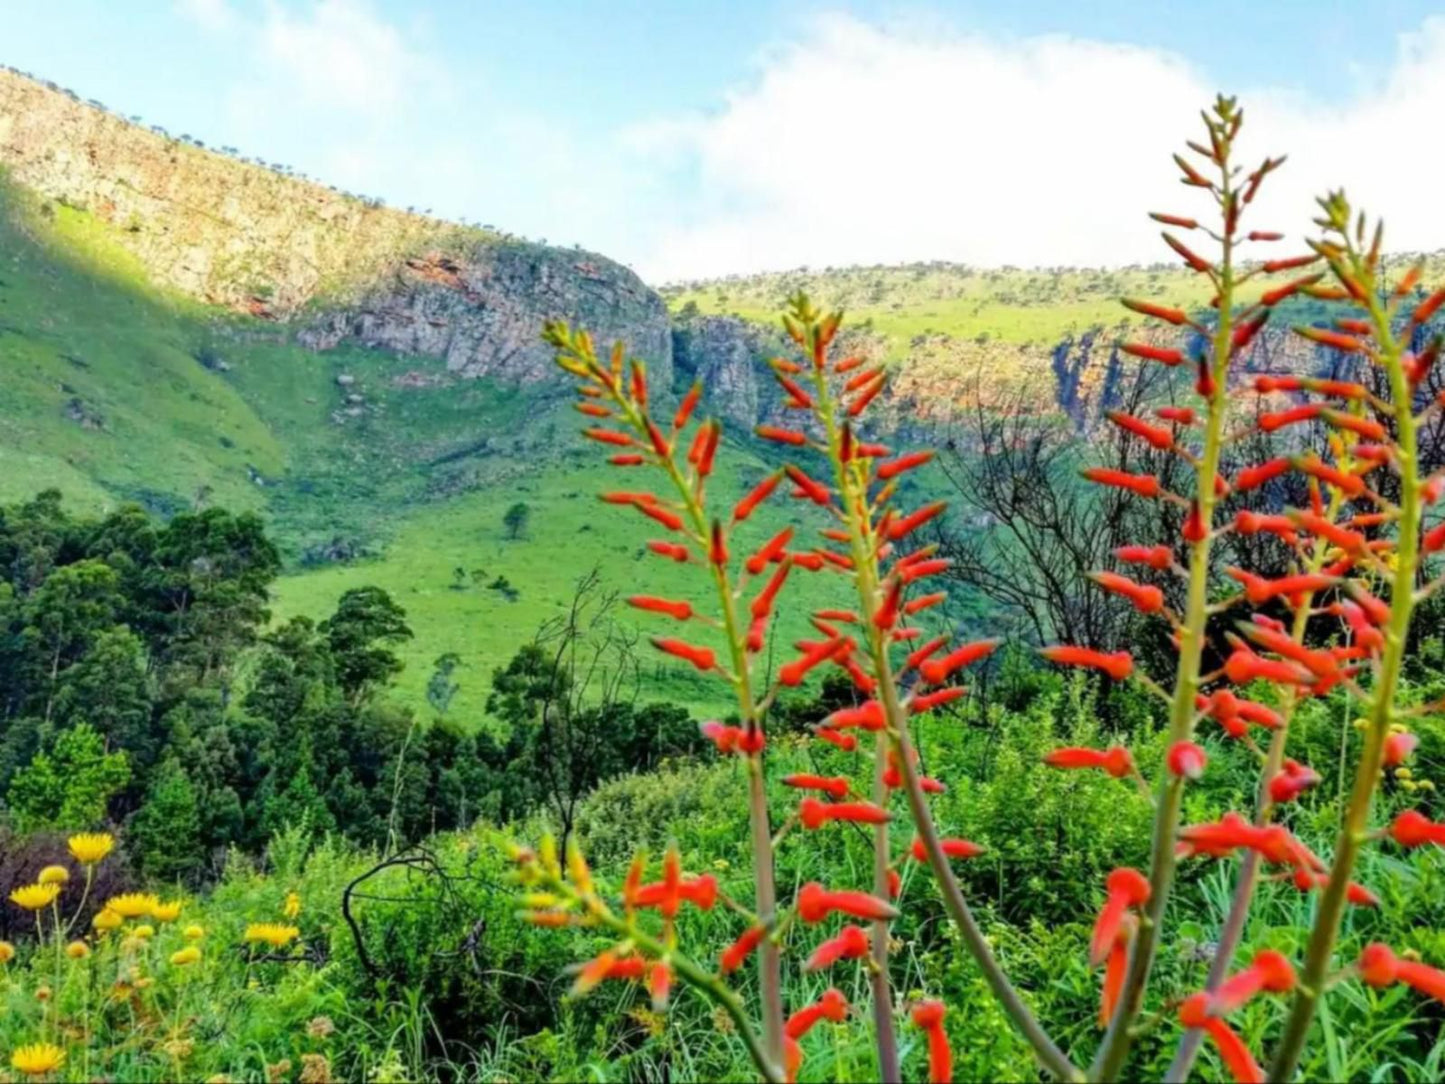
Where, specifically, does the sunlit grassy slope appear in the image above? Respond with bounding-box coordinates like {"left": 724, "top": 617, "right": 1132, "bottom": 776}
{"left": 0, "top": 177, "right": 990, "bottom": 724}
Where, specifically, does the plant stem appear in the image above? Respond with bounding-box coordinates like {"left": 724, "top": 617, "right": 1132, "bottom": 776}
{"left": 1092, "top": 161, "right": 1237, "bottom": 1084}
{"left": 870, "top": 729, "right": 902, "bottom": 1083}
{"left": 808, "top": 342, "right": 1077, "bottom": 1082}
{"left": 1166, "top": 518, "right": 1337, "bottom": 1082}
{"left": 1268, "top": 264, "right": 1421, "bottom": 1082}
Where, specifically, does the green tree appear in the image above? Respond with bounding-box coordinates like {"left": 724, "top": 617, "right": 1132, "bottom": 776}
{"left": 128, "top": 756, "right": 203, "bottom": 884}
{"left": 426, "top": 652, "right": 463, "bottom": 718}
{"left": 320, "top": 587, "right": 413, "bottom": 703}
{"left": 7, "top": 723, "right": 130, "bottom": 831}
{"left": 502, "top": 501, "right": 530, "bottom": 540}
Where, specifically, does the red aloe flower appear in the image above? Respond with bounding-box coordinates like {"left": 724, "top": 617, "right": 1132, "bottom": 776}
{"left": 672, "top": 381, "right": 701, "bottom": 430}
{"left": 699, "top": 721, "right": 763, "bottom": 755}
{"left": 904, "top": 590, "right": 948, "bottom": 614}
{"left": 1209, "top": 949, "right": 1296, "bottom": 1015}
{"left": 803, "top": 925, "right": 870, "bottom": 971}
{"left": 1383, "top": 730, "right": 1418, "bottom": 767}
{"left": 1090, "top": 867, "right": 1151, "bottom": 966}
{"left": 1091, "top": 571, "right": 1165, "bottom": 614}
{"left": 719, "top": 924, "right": 768, "bottom": 975}
{"left": 909, "top": 837, "right": 984, "bottom": 862}
{"left": 1178, "top": 994, "right": 1264, "bottom": 1084}
{"left": 785, "top": 987, "right": 849, "bottom": 1039}
{"left": 647, "top": 540, "right": 690, "bottom": 562}
{"left": 1389, "top": 809, "right": 1445, "bottom": 848}
{"left": 877, "top": 450, "right": 935, "bottom": 479}
{"left": 1044, "top": 745, "right": 1135, "bottom": 779}
{"left": 1107, "top": 410, "right": 1175, "bottom": 450}
{"left": 1268, "top": 758, "right": 1321, "bottom": 804}
{"left": 648, "top": 959, "right": 673, "bottom": 1010}
{"left": 733, "top": 470, "right": 783, "bottom": 523}
{"left": 652, "top": 637, "right": 716, "bottom": 672}
{"left": 779, "top": 637, "right": 850, "bottom": 686}
{"left": 1099, "top": 913, "right": 1137, "bottom": 1027}
{"left": 1223, "top": 647, "right": 1312, "bottom": 687}
{"left": 911, "top": 687, "right": 968, "bottom": 713}
{"left": 814, "top": 727, "right": 858, "bottom": 753}
{"left": 888, "top": 501, "right": 947, "bottom": 540}
{"left": 1291, "top": 869, "right": 1379, "bottom": 908}
{"left": 1039, "top": 645, "right": 1134, "bottom": 681}
{"left": 796, "top": 882, "right": 899, "bottom": 924}
{"left": 756, "top": 424, "right": 808, "bottom": 446}
{"left": 1116, "top": 544, "right": 1173, "bottom": 570}
{"left": 1358, "top": 943, "right": 1445, "bottom": 1003}
{"left": 919, "top": 639, "right": 999, "bottom": 684}
{"left": 1258, "top": 403, "right": 1323, "bottom": 433}
{"left": 910, "top": 1000, "right": 953, "bottom": 1084}
{"left": 783, "top": 773, "right": 851, "bottom": 799}
{"left": 1120, "top": 342, "right": 1186, "bottom": 366}
{"left": 1233, "top": 457, "right": 1291, "bottom": 493}
{"left": 629, "top": 595, "right": 693, "bottom": 621}
{"left": 745, "top": 526, "right": 793, "bottom": 574}
{"left": 1081, "top": 467, "right": 1162, "bottom": 497}
{"left": 823, "top": 701, "right": 884, "bottom": 731}
{"left": 1167, "top": 741, "right": 1208, "bottom": 780}
{"left": 798, "top": 797, "right": 890, "bottom": 829}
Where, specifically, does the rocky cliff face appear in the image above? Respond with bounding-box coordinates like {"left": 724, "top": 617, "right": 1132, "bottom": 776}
{"left": 0, "top": 69, "right": 670, "bottom": 386}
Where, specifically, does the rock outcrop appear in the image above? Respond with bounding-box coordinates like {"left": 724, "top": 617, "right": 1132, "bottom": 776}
{"left": 0, "top": 69, "right": 670, "bottom": 386}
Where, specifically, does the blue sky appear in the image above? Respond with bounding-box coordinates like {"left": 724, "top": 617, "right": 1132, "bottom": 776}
{"left": 4, "top": 1, "right": 1445, "bottom": 280}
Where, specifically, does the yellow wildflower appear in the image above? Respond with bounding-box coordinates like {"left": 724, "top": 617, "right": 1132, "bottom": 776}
{"left": 132, "top": 924, "right": 155, "bottom": 939}
{"left": 93, "top": 909, "right": 123, "bottom": 932}
{"left": 65, "top": 941, "right": 89, "bottom": 960}
{"left": 10, "top": 1043, "right": 65, "bottom": 1076}
{"left": 36, "top": 865, "right": 69, "bottom": 887}
{"left": 9, "top": 884, "right": 60, "bottom": 912}
{"left": 105, "top": 893, "right": 158, "bottom": 919}
{"left": 68, "top": 832, "right": 114, "bottom": 865}
{"left": 150, "top": 899, "right": 183, "bottom": 923}
{"left": 0, "top": 941, "right": 14, "bottom": 964}
{"left": 170, "top": 946, "right": 202, "bottom": 967}
{"left": 244, "top": 923, "right": 301, "bottom": 949}
{"left": 284, "top": 891, "right": 302, "bottom": 920}
{"left": 183, "top": 924, "right": 205, "bottom": 941}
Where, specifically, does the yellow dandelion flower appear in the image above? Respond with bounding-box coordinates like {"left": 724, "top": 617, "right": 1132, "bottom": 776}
{"left": 0, "top": 941, "right": 14, "bottom": 964}
{"left": 9, "top": 884, "right": 61, "bottom": 912}
{"left": 243, "top": 923, "right": 300, "bottom": 949}
{"left": 65, "top": 941, "right": 89, "bottom": 960}
{"left": 68, "top": 832, "right": 114, "bottom": 865}
{"left": 36, "top": 865, "right": 69, "bottom": 887}
{"left": 10, "top": 1042, "right": 65, "bottom": 1076}
{"left": 183, "top": 924, "right": 205, "bottom": 941}
{"left": 170, "top": 946, "right": 202, "bottom": 966}
{"left": 132, "top": 924, "right": 155, "bottom": 939}
{"left": 93, "top": 909, "right": 123, "bottom": 932}
{"left": 105, "top": 893, "right": 158, "bottom": 919}
{"left": 150, "top": 899, "right": 183, "bottom": 923}
{"left": 284, "top": 891, "right": 302, "bottom": 920}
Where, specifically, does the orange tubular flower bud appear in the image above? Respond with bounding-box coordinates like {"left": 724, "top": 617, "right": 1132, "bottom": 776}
{"left": 637, "top": 502, "right": 685, "bottom": 532}
{"left": 785, "top": 465, "right": 832, "bottom": 506}
{"left": 1384, "top": 731, "right": 1419, "bottom": 767}
{"left": 1233, "top": 457, "right": 1290, "bottom": 493}
{"left": 784, "top": 774, "right": 851, "bottom": 799}
{"left": 1167, "top": 741, "right": 1208, "bottom": 780}
{"left": 750, "top": 561, "right": 793, "bottom": 620}
{"left": 877, "top": 450, "right": 935, "bottom": 480}
{"left": 1248, "top": 230, "right": 1283, "bottom": 241}
{"left": 709, "top": 520, "right": 728, "bottom": 567}
{"left": 910, "top": 1000, "right": 953, "bottom": 1084}
{"left": 755, "top": 424, "right": 808, "bottom": 447}
{"left": 1122, "top": 297, "right": 1192, "bottom": 325}
{"left": 1158, "top": 405, "right": 1196, "bottom": 425}
{"left": 1107, "top": 411, "right": 1174, "bottom": 450}
{"left": 584, "top": 427, "right": 634, "bottom": 447}
{"left": 608, "top": 453, "right": 647, "bottom": 466}
{"left": 746, "top": 526, "right": 793, "bottom": 575}
{"left": 601, "top": 490, "right": 658, "bottom": 506}
{"left": 904, "top": 635, "right": 948, "bottom": 673}
{"left": 651, "top": 637, "right": 715, "bottom": 673}
{"left": 733, "top": 471, "right": 783, "bottom": 523}
{"left": 720, "top": 924, "right": 768, "bottom": 975}
{"left": 1296, "top": 326, "right": 1367, "bottom": 353}
{"left": 1100, "top": 913, "right": 1138, "bottom": 1027}
{"left": 823, "top": 701, "right": 884, "bottom": 732}
{"left": 1116, "top": 544, "right": 1173, "bottom": 571}
{"left": 911, "top": 687, "right": 968, "bottom": 714}
{"left": 647, "top": 540, "right": 690, "bottom": 562}
{"left": 1258, "top": 403, "right": 1322, "bottom": 433}
{"left": 904, "top": 591, "right": 948, "bottom": 615}
{"left": 1044, "top": 745, "right": 1135, "bottom": 780}
{"left": 1425, "top": 521, "right": 1445, "bottom": 554}
{"left": 1120, "top": 342, "right": 1186, "bottom": 366}
{"left": 1090, "top": 571, "right": 1164, "bottom": 614}
{"left": 798, "top": 798, "right": 890, "bottom": 829}
{"left": 1039, "top": 645, "right": 1133, "bottom": 681}
{"left": 1163, "top": 232, "right": 1212, "bottom": 272}
{"left": 888, "top": 501, "right": 947, "bottom": 541}
{"left": 1232, "top": 312, "right": 1270, "bottom": 352}
{"left": 874, "top": 579, "right": 903, "bottom": 630}
{"left": 628, "top": 595, "right": 693, "bottom": 621}
{"left": 1091, "top": 867, "right": 1150, "bottom": 966}
{"left": 804, "top": 925, "right": 871, "bottom": 972}
{"left": 796, "top": 882, "right": 899, "bottom": 924}
{"left": 673, "top": 382, "right": 702, "bottom": 431}
{"left": 780, "top": 637, "right": 849, "bottom": 686}
{"left": 909, "top": 837, "right": 984, "bottom": 862}
{"left": 575, "top": 402, "right": 612, "bottom": 418}
{"left": 1359, "top": 943, "right": 1445, "bottom": 1004}
{"left": 814, "top": 726, "right": 857, "bottom": 753}
{"left": 1223, "top": 647, "right": 1311, "bottom": 686}
{"left": 1179, "top": 994, "right": 1265, "bottom": 1084}
{"left": 848, "top": 373, "right": 887, "bottom": 416}
{"left": 1081, "top": 468, "right": 1161, "bottom": 498}
{"left": 1294, "top": 455, "right": 1365, "bottom": 497}
{"left": 1150, "top": 212, "right": 1200, "bottom": 229}
{"left": 919, "top": 639, "right": 999, "bottom": 685}
{"left": 1411, "top": 287, "right": 1445, "bottom": 326}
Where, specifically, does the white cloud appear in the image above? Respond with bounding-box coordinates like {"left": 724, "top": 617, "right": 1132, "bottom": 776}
{"left": 175, "top": 0, "right": 236, "bottom": 33}
{"left": 257, "top": 0, "right": 427, "bottom": 113}
{"left": 624, "top": 14, "right": 1445, "bottom": 283}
